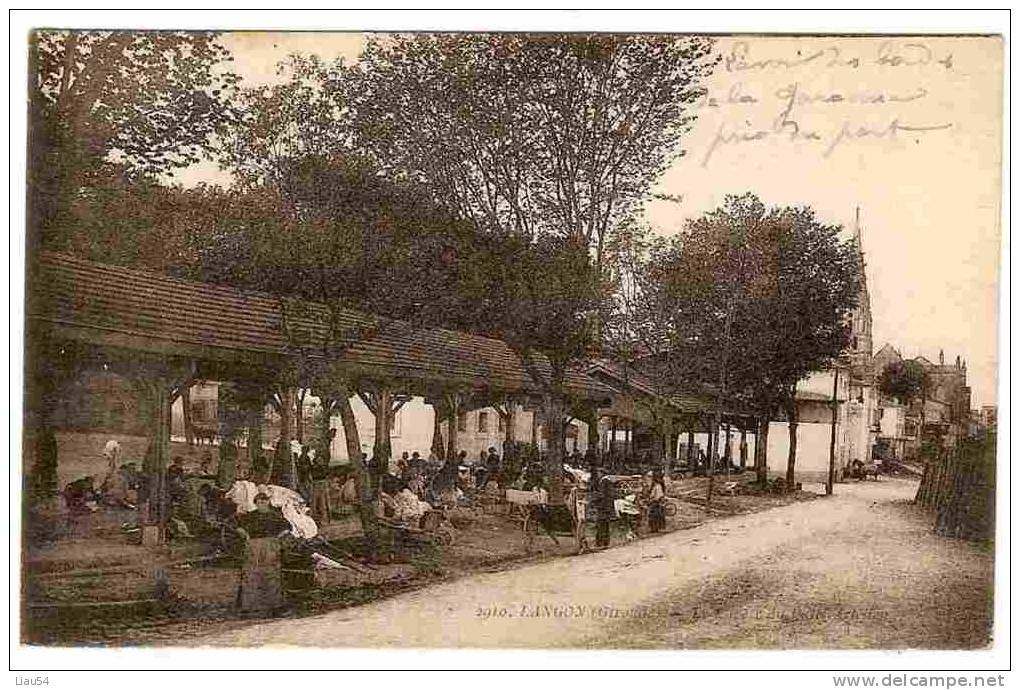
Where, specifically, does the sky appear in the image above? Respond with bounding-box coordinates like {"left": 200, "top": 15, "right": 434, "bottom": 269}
{"left": 178, "top": 32, "right": 1003, "bottom": 406}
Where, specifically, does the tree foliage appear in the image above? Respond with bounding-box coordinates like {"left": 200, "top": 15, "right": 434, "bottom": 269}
{"left": 28, "top": 30, "right": 239, "bottom": 250}
{"left": 879, "top": 359, "right": 931, "bottom": 405}
{"left": 627, "top": 194, "right": 863, "bottom": 483}
{"left": 346, "top": 33, "right": 718, "bottom": 272}
{"left": 217, "top": 55, "right": 350, "bottom": 189}
{"left": 633, "top": 193, "right": 862, "bottom": 405}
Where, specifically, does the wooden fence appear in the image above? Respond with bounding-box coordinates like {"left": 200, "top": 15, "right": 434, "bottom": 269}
{"left": 915, "top": 429, "right": 996, "bottom": 541}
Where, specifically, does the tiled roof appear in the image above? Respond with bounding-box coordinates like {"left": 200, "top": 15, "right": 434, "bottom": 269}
{"left": 587, "top": 359, "right": 663, "bottom": 399}
{"left": 587, "top": 358, "right": 751, "bottom": 417}
{"left": 796, "top": 389, "right": 844, "bottom": 402}
{"left": 28, "top": 253, "right": 613, "bottom": 399}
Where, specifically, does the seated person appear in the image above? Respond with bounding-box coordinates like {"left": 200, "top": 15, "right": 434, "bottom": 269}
{"left": 167, "top": 456, "right": 188, "bottom": 507}
{"left": 63, "top": 476, "right": 98, "bottom": 515}
{"left": 100, "top": 464, "right": 136, "bottom": 509}
{"left": 522, "top": 463, "right": 546, "bottom": 492}
{"left": 236, "top": 493, "right": 292, "bottom": 540}
{"left": 196, "top": 453, "right": 216, "bottom": 479}
{"left": 380, "top": 472, "right": 404, "bottom": 497}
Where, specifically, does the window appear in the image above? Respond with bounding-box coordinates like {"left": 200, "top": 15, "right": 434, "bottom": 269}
{"left": 108, "top": 401, "right": 126, "bottom": 429}
{"left": 498, "top": 414, "right": 506, "bottom": 433}
{"left": 478, "top": 411, "right": 489, "bottom": 433}
{"left": 457, "top": 413, "right": 468, "bottom": 432}
{"left": 191, "top": 400, "right": 212, "bottom": 423}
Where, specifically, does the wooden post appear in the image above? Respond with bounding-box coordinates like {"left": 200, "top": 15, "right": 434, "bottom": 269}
{"left": 586, "top": 409, "right": 600, "bottom": 455}
{"left": 505, "top": 398, "right": 518, "bottom": 448}
{"left": 139, "top": 378, "right": 172, "bottom": 531}
{"left": 724, "top": 421, "right": 733, "bottom": 475}
{"left": 430, "top": 397, "right": 447, "bottom": 461}
{"left": 181, "top": 384, "right": 194, "bottom": 446}
{"left": 447, "top": 391, "right": 462, "bottom": 462}
{"left": 706, "top": 413, "right": 716, "bottom": 507}
{"left": 686, "top": 427, "right": 695, "bottom": 466}
{"left": 827, "top": 367, "right": 839, "bottom": 495}
{"left": 740, "top": 426, "right": 748, "bottom": 470}
{"left": 373, "top": 387, "right": 393, "bottom": 475}
{"left": 274, "top": 386, "right": 296, "bottom": 488}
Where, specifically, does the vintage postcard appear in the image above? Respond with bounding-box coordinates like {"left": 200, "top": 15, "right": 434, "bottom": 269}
{"left": 13, "top": 11, "right": 1006, "bottom": 675}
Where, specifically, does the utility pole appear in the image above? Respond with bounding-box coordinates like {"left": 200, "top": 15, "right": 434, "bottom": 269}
{"left": 826, "top": 365, "right": 839, "bottom": 495}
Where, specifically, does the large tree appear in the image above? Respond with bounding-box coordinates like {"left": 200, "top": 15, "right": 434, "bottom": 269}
{"left": 339, "top": 33, "right": 718, "bottom": 500}
{"left": 199, "top": 144, "right": 503, "bottom": 533}
{"left": 879, "top": 360, "right": 931, "bottom": 407}
{"left": 347, "top": 33, "right": 718, "bottom": 273}
{"left": 28, "top": 30, "right": 238, "bottom": 252}
{"left": 489, "top": 233, "right": 608, "bottom": 499}
{"left": 629, "top": 194, "right": 863, "bottom": 488}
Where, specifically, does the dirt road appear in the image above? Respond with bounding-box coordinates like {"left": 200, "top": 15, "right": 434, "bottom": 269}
{"left": 189, "top": 478, "right": 993, "bottom": 649}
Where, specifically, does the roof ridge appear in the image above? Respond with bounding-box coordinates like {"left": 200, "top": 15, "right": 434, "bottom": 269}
{"left": 37, "top": 251, "right": 519, "bottom": 352}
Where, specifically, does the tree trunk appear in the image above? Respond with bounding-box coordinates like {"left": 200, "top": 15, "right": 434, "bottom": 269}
{"left": 755, "top": 416, "right": 770, "bottom": 486}
{"left": 785, "top": 393, "right": 799, "bottom": 490}
{"left": 543, "top": 393, "right": 568, "bottom": 505}
{"left": 586, "top": 409, "right": 600, "bottom": 456}
{"left": 28, "top": 376, "right": 61, "bottom": 501}
{"left": 272, "top": 387, "right": 296, "bottom": 489}
{"left": 32, "top": 423, "right": 60, "bottom": 500}
{"left": 740, "top": 427, "right": 748, "bottom": 470}
{"left": 334, "top": 392, "right": 378, "bottom": 543}
{"left": 706, "top": 414, "right": 717, "bottom": 506}
{"left": 25, "top": 347, "right": 68, "bottom": 503}
{"left": 531, "top": 405, "right": 540, "bottom": 451}
{"left": 247, "top": 408, "right": 265, "bottom": 479}
{"left": 295, "top": 389, "right": 306, "bottom": 443}
{"left": 371, "top": 388, "right": 394, "bottom": 481}
{"left": 430, "top": 402, "right": 446, "bottom": 461}
{"left": 445, "top": 393, "right": 460, "bottom": 463}
{"left": 218, "top": 438, "right": 238, "bottom": 490}
{"left": 140, "top": 379, "right": 171, "bottom": 528}
{"left": 181, "top": 385, "right": 194, "bottom": 446}
{"left": 505, "top": 400, "right": 518, "bottom": 449}
{"left": 319, "top": 399, "right": 335, "bottom": 462}
{"left": 217, "top": 384, "right": 241, "bottom": 489}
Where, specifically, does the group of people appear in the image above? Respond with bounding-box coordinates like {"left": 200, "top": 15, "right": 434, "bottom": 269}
{"left": 584, "top": 465, "right": 669, "bottom": 549}
{"left": 61, "top": 440, "right": 146, "bottom": 534}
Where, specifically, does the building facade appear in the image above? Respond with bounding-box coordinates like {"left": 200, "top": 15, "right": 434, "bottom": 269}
{"left": 872, "top": 345, "right": 973, "bottom": 461}
{"left": 760, "top": 210, "right": 879, "bottom": 480}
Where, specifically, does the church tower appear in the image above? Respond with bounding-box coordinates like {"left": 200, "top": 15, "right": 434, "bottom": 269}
{"left": 849, "top": 207, "right": 874, "bottom": 371}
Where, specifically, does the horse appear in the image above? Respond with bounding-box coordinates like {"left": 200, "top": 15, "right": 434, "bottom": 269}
{"left": 191, "top": 423, "right": 218, "bottom": 445}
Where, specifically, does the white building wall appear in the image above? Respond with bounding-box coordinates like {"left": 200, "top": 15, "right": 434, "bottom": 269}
{"left": 329, "top": 396, "right": 434, "bottom": 472}
{"left": 799, "top": 370, "right": 841, "bottom": 398}
{"left": 765, "top": 421, "right": 843, "bottom": 477}
{"left": 688, "top": 430, "right": 757, "bottom": 467}
{"left": 329, "top": 400, "right": 590, "bottom": 470}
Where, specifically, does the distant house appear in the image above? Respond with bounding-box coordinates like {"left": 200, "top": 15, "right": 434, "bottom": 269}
{"left": 873, "top": 345, "right": 973, "bottom": 460}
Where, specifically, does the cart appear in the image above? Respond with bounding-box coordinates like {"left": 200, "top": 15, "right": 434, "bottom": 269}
{"left": 604, "top": 475, "right": 680, "bottom": 536}
{"left": 378, "top": 509, "right": 455, "bottom": 546}
{"left": 507, "top": 488, "right": 589, "bottom": 554}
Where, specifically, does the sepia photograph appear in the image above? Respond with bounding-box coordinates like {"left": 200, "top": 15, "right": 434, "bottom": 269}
{"left": 10, "top": 9, "right": 1007, "bottom": 676}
